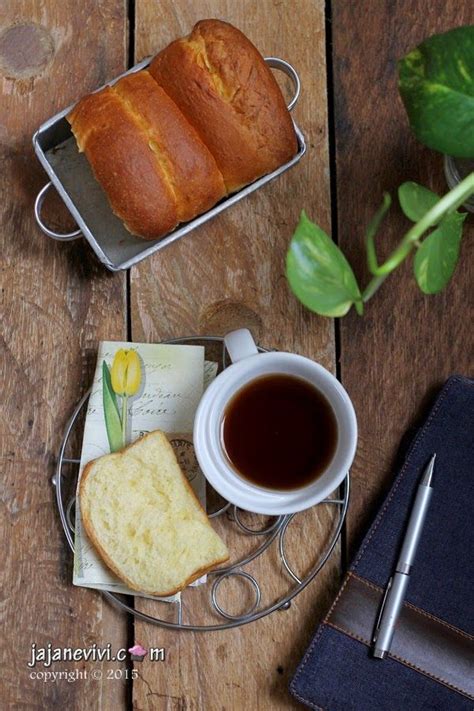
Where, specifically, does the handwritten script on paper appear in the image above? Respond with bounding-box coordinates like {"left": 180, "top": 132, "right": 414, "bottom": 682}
{"left": 73, "top": 341, "right": 217, "bottom": 602}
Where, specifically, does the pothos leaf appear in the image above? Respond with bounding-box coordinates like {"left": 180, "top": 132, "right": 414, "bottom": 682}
{"left": 102, "top": 360, "right": 123, "bottom": 453}
{"left": 398, "top": 182, "right": 440, "bottom": 224}
{"left": 286, "top": 211, "right": 362, "bottom": 317}
{"left": 398, "top": 26, "right": 474, "bottom": 158}
{"left": 413, "top": 211, "right": 466, "bottom": 294}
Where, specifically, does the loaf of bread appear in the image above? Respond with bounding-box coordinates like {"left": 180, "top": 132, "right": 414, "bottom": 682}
{"left": 149, "top": 20, "right": 298, "bottom": 192}
{"left": 68, "top": 70, "right": 226, "bottom": 239}
{"left": 68, "top": 20, "right": 297, "bottom": 239}
{"left": 79, "top": 430, "right": 229, "bottom": 596}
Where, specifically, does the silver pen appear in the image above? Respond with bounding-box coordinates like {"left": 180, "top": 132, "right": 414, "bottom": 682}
{"left": 372, "top": 454, "right": 436, "bottom": 659}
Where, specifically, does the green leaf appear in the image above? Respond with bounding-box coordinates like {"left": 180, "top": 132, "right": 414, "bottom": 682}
{"left": 398, "top": 182, "right": 440, "bottom": 224}
{"left": 286, "top": 211, "right": 362, "bottom": 317}
{"left": 102, "top": 361, "right": 123, "bottom": 452}
{"left": 366, "top": 192, "right": 392, "bottom": 275}
{"left": 413, "top": 211, "right": 466, "bottom": 294}
{"left": 398, "top": 26, "right": 474, "bottom": 158}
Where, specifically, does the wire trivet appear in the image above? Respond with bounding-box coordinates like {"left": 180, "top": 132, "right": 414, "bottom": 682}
{"left": 53, "top": 336, "right": 350, "bottom": 631}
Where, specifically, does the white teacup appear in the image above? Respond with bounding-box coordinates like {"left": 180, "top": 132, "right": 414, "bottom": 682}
{"left": 194, "top": 329, "right": 357, "bottom": 515}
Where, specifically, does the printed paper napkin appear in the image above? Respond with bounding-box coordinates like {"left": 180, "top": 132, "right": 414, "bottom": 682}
{"left": 73, "top": 341, "right": 217, "bottom": 601}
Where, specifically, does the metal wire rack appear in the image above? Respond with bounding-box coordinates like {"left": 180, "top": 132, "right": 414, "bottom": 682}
{"left": 53, "top": 336, "right": 350, "bottom": 631}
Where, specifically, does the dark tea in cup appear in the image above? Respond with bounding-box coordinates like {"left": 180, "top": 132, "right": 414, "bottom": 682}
{"left": 221, "top": 373, "right": 338, "bottom": 491}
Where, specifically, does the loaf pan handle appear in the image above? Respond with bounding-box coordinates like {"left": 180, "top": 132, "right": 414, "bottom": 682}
{"left": 264, "top": 57, "right": 301, "bottom": 111}
{"left": 34, "top": 181, "right": 82, "bottom": 241}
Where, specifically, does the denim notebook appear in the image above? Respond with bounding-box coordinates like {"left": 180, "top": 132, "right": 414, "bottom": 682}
{"left": 290, "top": 376, "right": 474, "bottom": 710}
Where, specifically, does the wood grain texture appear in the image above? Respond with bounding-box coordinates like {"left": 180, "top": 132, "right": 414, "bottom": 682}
{"left": 131, "top": 2, "right": 338, "bottom": 709}
{"left": 6, "top": 2, "right": 471, "bottom": 709}
{"left": 332, "top": 0, "right": 474, "bottom": 556}
{"left": 0, "top": 2, "right": 128, "bottom": 708}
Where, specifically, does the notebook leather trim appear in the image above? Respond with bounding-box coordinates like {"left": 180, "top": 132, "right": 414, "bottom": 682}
{"left": 326, "top": 572, "right": 474, "bottom": 700}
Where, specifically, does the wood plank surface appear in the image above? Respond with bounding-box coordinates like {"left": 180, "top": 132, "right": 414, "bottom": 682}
{"left": 0, "top": 2, "right": 128, "bottom": 709}
{"left": 332, "top": 0, "right": 474, "bottom": 556}
{"left": 4, "top": 1, "right": 471, "bottom": 709}
{"left": 131, "top": 2, "right": 338, "bottom": 709}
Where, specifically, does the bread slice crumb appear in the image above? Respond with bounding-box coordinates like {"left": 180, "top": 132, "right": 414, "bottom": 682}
{"left": 79, "top": 430, "right": 229, "bottom": 596}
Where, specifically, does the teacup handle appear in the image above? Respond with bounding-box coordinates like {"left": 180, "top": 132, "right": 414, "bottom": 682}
{"left": 224, "top": 329, "right": 259, "bottom": 363}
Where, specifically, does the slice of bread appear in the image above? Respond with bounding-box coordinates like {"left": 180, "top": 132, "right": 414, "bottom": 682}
{"left": 79, "top": 430, "right": 229, "bottom": 596}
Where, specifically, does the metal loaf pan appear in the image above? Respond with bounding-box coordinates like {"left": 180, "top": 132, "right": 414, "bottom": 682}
{"left": 33, "top": 56, "right": 306, "bottom": 272}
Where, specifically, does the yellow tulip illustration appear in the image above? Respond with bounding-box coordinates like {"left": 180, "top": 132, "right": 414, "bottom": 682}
{"left": 110, "top": 349, "right": 142, "bottom": 447}
{"left": 111, "top": 349, "right": 141, "bottom": 397}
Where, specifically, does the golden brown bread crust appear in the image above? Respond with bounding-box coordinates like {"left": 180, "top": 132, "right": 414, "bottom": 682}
{"left": 149, "top": 19, "right": 298, "bottom": 192}
{"left": 114, "top": 72, "right": 226, "bottom": 221}
{"left": 79, "top": 430, "right": 229, "bottom": 597}
{"left": 67, "top": 71, "right": 226, "bottom": 239}
{"left": 68, "top": 86, "right": 177, "bottom": 239}
{"left": 68, "top": 20, "right": 298, "bottom": 237}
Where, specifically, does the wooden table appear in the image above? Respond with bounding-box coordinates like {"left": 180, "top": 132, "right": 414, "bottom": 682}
{"left": 1, "top": 1, "right": 472, "bottom": 708}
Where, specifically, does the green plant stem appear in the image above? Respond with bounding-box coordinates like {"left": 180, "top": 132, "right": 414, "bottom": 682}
{"left": 366, "top": 193, "right": 392, "bottom": 274}
{"left": 361, "top": 172, "right": 474, "bottom": 303}
{"left": 362, "top": 274, "right": 387, "bottom": 302}
{"left": 121, "top": 394, "right": 128, "bottom": 448}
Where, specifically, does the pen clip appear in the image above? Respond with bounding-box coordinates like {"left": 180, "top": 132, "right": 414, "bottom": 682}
{"left": 372, "top": 576, "right": 393, "bottom": 643}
